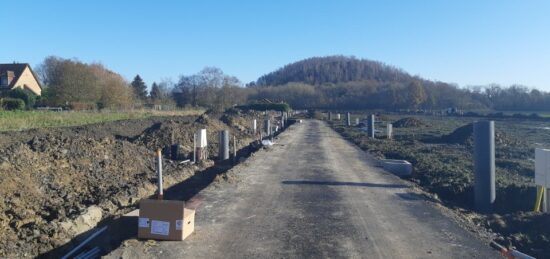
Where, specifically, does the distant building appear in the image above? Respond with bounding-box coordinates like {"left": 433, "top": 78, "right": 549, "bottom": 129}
{"left": 0, "top": 63, "right": 42, "bottom": 96}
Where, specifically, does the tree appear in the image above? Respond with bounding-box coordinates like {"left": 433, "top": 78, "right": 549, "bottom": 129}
{"left": 173, "top": 67, "right": 245, "bottom": 110}
{"left": 36, "top": 56, "right": 134, "bottom": 109}
{"left": 150, "top": 82, "right": 161, "bottom": 101}
{"left": 131, "top": 75, "right": 148, "bottom": 101}
{"left": 406, "top": 81, "right": 427, "bottom": 109}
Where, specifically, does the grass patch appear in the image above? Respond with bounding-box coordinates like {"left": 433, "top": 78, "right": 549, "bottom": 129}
{"left": 0, "top": 109, "right": 204, "bottom": 132}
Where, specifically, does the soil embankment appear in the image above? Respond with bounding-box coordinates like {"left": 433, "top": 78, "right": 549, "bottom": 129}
{"left": 0, "top": 110, "right": 264, "bottom": 258}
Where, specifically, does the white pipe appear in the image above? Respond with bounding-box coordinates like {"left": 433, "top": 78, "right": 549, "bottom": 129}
{"left": 510, "top": 249, "right": 536, "bottom": 259}
{"left": 61, "top": 226, "right": 107, "bottom": 259}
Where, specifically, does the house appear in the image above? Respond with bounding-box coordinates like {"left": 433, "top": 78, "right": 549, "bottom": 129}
{"left": 0, "top": 63, "right": 42, "bottom": 96}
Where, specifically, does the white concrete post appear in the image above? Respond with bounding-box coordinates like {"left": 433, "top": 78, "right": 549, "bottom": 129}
{"left": 156, "top": 149, "right": 163, "bottom": 200}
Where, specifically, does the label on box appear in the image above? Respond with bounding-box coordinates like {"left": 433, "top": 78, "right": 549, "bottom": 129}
{"left": 176, "top": 220, "right": 183, "bottom": 230}
{"left": 138, "top": 218, "right": 149, "bottom": 228}
{"left": 151, "top": 220, "right": 170, "bottom": 236}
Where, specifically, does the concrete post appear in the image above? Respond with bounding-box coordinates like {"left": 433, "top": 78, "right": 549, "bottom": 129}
{"left": 474, "top": 120, "right": 496, "bottom": 213}
{"left": 193, "top": 133, "right": 197, "bottom": 163}
{"left": 233, "top": 136, "right": 237, "bottom": 164}
{"left": 264, "top": 119, "right": 271, "bottom": 137}
{"left": 253, "top": 119, "right": 257, "bottom": 134}
{"left": 156, "top": 149, "right": 163, "bottom": 200}
{"left": 543, "top": 189, "right": 548, "bottom": 212}
{"left": 355, "top": 118, "right": 359, "bottom": 126}
{"left": 368, "top": 114, "right": 375, "bottom": 138}
{"left": 346, "top": 112, "right": 351, "bottom": 126}
{"left": 387, "top": 124, "right": 393, "bottom": 139}
{"left": 328, "top": 112, "right": 332, "bottom": 121}
{"left": 337, "top": 113, "right": 341, "bottom": 120}
{"left": 219, "top": 130, "right": 229, "bottom": 160}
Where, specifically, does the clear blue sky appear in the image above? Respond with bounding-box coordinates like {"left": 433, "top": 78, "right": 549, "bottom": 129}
{"left": 2, "top": 1, "right": 549, "bottom": 90}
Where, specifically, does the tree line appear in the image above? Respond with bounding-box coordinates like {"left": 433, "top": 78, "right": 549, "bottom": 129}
{"left": 15, "top": 55, "right": 550, "bottom": 112}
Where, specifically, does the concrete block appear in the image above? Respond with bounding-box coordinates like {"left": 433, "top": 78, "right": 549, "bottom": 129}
{"left": 381, "top": 159, "right": 412, "bottom": 176}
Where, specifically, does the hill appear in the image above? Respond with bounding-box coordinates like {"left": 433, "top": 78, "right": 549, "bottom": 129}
{"left": 255, "top": 56, "right": 414, "bottom": 86}
{"left": 250, "top": 56, "right": 480, "bottom": 110}
{"left": 250, "top": 56, "right": 550, "bottom": 111}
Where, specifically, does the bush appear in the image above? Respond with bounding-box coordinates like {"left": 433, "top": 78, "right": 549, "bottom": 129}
{"left": 8, "top": 88, "right": 36, "bottom": 109}
{"left": 529, "top": 113, "right": 541, "bottom": 119}
{"left": 512, "top": 113, "right": 527, "bottom": 118}
{"left": 1, "top": 98, "right": 26, "bottom": 110}
{"left": 236, "top": 102, "right": 290, "bottom": 112}
{"left": 487, "top": 112, "right": 505, "bottom": 118}
{"left": 464, "top": 111, "right": 480, "bottom": 117}
{"left": 69, "top": 102, "right": 97, "bottom": 111}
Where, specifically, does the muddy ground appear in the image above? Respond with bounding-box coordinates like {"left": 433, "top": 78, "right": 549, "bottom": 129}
{"left": 329, "top": 114, "right": 550, "bottom": 258}
{"left": 0, "top": 110, "right": 268, "bottom": 258}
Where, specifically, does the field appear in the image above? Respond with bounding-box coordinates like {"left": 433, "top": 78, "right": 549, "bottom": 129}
{"left": 0, "top": 109, "right": 205, "bottom": 132}
{"left": 329, "top": 113, "right": 550, "bottom": 258}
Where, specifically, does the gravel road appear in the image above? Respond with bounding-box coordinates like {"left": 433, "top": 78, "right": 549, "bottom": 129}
{"left": 106, "top": 119, "right": 500, "bottom": 258}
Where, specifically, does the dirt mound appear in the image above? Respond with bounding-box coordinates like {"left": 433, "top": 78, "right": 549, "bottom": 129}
{"left": 0, "top": 134, "right": 156, "bottom": 257}
{"left": 0, "top": 111, "right": 263, "bottom": 258}
{"left": 134, "top": 112, "right": 257, "bottom": 159}
{"left": 441, "top": 123, "right": 521, "bottom": 146}
{"left": 393, "top": 117, "right": 425, "bottom": 128}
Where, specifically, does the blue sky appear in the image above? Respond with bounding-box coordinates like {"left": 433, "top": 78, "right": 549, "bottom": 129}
{"left": 2, "top": 1, "right": 549, "bottom": 90}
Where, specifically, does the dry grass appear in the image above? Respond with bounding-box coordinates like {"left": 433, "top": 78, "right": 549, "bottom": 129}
{"left": 0, "top": 108, "right": 205, "bottom": 132}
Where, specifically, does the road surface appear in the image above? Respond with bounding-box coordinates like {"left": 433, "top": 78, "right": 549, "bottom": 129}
{"left": 106, "top": 120, "right": 499, "bottom": 258}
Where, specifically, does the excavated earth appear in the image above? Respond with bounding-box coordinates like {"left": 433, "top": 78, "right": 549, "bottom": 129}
{"left": 0, "top": 110, "right": 265, "bottom": 258}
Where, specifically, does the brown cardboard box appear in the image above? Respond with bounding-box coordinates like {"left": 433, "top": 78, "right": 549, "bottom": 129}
{"left": 138, "top": 199, "right": 195, "bottom": 241}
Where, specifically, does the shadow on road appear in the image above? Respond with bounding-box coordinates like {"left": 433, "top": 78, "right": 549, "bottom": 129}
{"left": 281, "top": 180, "right": 406, "bottom": 188}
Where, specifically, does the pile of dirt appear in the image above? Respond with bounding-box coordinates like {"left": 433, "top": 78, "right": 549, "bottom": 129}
{"left": 393, "top": 117, "right": 425, "bottom": 128}
{"left": 0, "top": 110, "right": 263, "bottom": 258}
{"left": 134, "top": 111, "right": 259, "bottom": 159}
{"left": 0, "top": 134, "right": 157, "bottom": 257}
{"left": 441, "top": 123, "right": 522, "bottom": 146}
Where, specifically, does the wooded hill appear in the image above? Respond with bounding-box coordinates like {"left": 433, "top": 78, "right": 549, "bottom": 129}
{"left": 249, "top": 56, "right": 550, "bottom": 111}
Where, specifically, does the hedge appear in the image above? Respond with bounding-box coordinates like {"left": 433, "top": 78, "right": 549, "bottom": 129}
{"left": 1, "top": 98, "right": 26, "bottom": 111}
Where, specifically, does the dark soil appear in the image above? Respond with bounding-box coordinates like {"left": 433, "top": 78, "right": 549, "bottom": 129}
{"left": 0, "top": 110, "right": 264, "bottom": 258}
{"left": 440, "top": 123, "right": 524, "bottom": 147}
{"left": 330, "top": 115, "right": 549, "bottom": 258}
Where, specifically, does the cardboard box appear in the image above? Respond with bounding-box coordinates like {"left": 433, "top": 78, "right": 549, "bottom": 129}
{"left": 138, "top": 199, "right": 195, "bottom": 241}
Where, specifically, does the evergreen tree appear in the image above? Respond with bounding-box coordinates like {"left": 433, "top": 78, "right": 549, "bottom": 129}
{"left": 150, "top": 82, "right": 161, "bottom": 101}
{"left": 131, "top": 75, "right": 148, "bottom": 101}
